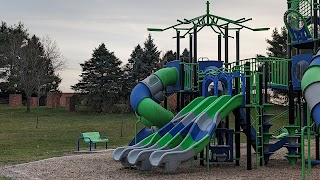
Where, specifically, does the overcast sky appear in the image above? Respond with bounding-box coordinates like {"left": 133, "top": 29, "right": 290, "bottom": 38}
{"left": 0, "top": 0, "right": 287, "bottom": 92}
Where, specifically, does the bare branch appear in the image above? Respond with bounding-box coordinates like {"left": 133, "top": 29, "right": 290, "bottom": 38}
{"left": 41, "top": 35, "right": 66, "bottom": 72}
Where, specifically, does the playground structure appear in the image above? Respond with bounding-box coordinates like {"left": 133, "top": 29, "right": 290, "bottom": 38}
{"left": 113, "top": 1, "right": 320, "bottom": 178}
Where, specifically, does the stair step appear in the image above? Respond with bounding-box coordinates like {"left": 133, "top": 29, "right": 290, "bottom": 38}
{"left": 263, "top": 133, "right": 274, "bottom": 136}
{"left": 263, "top": 114, "right": 274, "bottom": 116}
{"left": 211, "top": 145, "right": 230, "bottom": 148}
{"left": 264, "top": 152, "right": 274, "bottom": 155}
{"left": 284, "top": 144, "right": 301, "bottom": 147}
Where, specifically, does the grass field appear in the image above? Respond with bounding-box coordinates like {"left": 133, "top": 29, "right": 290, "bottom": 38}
{"left": 0, "top": 105, "right": 142, "bottom": 165}
{"left": 0, "top": 104, "right": 289, "bottom": 166}
{"left": 0, "top": 176, "right": 12, "bottom": 180}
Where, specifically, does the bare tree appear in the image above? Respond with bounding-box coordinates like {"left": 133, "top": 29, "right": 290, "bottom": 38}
{"left": 41, "top": 35, "right": 66, "bottom": 72}
{"left": 35, "top": 36, "right": 65, "bottom": 127}
{"left": 8, "top": 35, "right": 42, "bottom": 112}
{"left": 7, "top": 33, "right": 65, "bottom": 112}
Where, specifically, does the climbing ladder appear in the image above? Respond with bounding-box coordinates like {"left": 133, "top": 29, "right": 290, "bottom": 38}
{"left": 284, "top": 0, "right": 315, "bottom": 44}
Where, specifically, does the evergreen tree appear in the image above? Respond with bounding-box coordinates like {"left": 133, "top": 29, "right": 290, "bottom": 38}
{"left": 129, "top": 44, "right": 145, "bottom": 82}
{"left": 122, "top": 44, "right": 144, "bottom": 98}
{"left": 162, "top": 50, "right": 176, "bottom": 63}
{"left": 266, "top": 27, "right": 287, "bottom": 58}
{"left": 181, "top": 48, "right": 190, "bottom": 62}
{"left": 142, "top": 34, "right": 161, "bottom": 73}
{"left": 122, "top": 35, "right": 161, "bottom": 102}
{"left": 72, "top": 43, "right": 123, "bottom": 113}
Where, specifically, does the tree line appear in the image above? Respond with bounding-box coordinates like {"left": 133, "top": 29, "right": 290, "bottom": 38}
{"left": 73, "top": 27, "right": 289, "bottom": 113}
{"left": 0, "top": 21, "right": 288, "bottom": 113}
{"left": 0, "top": 22, "right": 64, "bottom": 111}
{"left": 72, "top": 34, "right": 190, "bottom": 113}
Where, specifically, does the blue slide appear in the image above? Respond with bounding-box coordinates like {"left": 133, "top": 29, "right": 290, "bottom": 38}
{"left": 302, "top": 49, "right": 320, "bottom": 133}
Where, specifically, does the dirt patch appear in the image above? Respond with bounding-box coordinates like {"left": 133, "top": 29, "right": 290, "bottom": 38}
{"left": 0, "top": 141, "right": 319, "bottom": 180}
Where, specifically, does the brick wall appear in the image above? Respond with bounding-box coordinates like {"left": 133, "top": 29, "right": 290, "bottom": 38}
{"left": 65, "top": 96, "right": 75, "bottom": 111}
{"left": 60, "top": 93, "right": 75, "bottom": 107}
{"left": 9, "top": 94, "right": 22, "bottom": 107}
{"left": 30, "top": 97, "right": 38, "bottom": 106}
{"left": 168, "top": 93, "right": 177, "bottom": 112}
{"left": 160, "top": 93, "right": 177, "bottom": 112}
{"left": 47, "top": 92, "right": 61, "bottom": 108}
{"left": 161, "top": 93, "right": 193, "bottom": 113}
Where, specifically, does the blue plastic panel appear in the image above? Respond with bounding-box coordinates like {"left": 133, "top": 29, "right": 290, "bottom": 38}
{"left": 311, "top": 55, "right": 320, "bottom": 66}
{"left": 292, "top": 53, "right": 313, "bottom": 90}
{"left": 312, "top": 103, "right": 320, "bottom": 131}
{"left": 157, "top": 122, "right": 175, "bottom": 136}
{"left": 289, "top": 25, "right": 312, "bottom": 43}
{"left": 199, "top": 60, "right": 223, "bottom": 71}
{"left": 169, "top": 122, "right": 185, "bottom": 136}
{"left": 165, "top": 60, "right": 180, "bottom": 93}
{"left": 130, "top": 83, "right": 152, "bottom": 111}
{"left": 129, "top": 128, "right": 153, "bottom": 146}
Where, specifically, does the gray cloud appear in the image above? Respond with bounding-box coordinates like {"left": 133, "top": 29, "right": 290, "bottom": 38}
{"left": 0, "top": 0, "right": 287, "bottom": 92}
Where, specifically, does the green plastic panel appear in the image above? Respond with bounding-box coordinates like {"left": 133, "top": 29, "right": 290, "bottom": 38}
{"left": 192, "top": 96, "right": 218, "bottom": 116}
{"left": 137, "top": 98, "right": 174, "bottom": 128}
{"left": 167, "top": 134, "right": 184, "bottom": 149}
{"left": 218, "top": 94, "right": 243, "bottom": 118}
{"left": 301, "top": 66, "right": 320, "bottom": 91}
{"left": 193, "top": 135, "right": 210, "bottom": 154}
{"left": 155, "top": 67, "right": 179, "bottom": 87}
{"left": 191, "top": 94, "right": 243, "bottom": 153}
{"left": 181, "top": 134, "right": 196, "bottom": 150}
{"left": 156, "top": 133, "right": 173, "bottom": 148}
{"left": 206, "top": 95, "right": 232, "bottom": 118}
{"left": 140, "top": 133, "right": 158, "bottom": 146}
{"left": 179, "top": 97, "right": 205, "bottom": 115}
{"left": 140, "top": 117, "right": 153, "bottom": 128}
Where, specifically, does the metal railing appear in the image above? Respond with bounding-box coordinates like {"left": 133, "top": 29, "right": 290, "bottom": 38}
{"left": 182, "top": 62, "right": 199, "bottom": 91}
{"left": 258, "top": 57, "right": 289, "bottom": 87}
{"left": 301, "top": 125, "right": 312, "bottom": 180}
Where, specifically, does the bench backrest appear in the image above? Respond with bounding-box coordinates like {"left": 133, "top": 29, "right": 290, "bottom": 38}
{"left": 81, "top": 132, "right": 101, "bottom": 140}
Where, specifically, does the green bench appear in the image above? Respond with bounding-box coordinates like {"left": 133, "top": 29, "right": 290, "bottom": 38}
{"left": 77, "top": 132, "right": 108, "bottom": 151}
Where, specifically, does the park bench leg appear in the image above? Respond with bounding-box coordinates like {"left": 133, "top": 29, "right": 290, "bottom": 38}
{"left": 77, "top": 139, "right": 80, "bottom": 151}
{"left": 89, "top": 141, "right": 92, "bottom": 151}
{"left": 106, "top": 142, "right": 108, "bottom": 149}
{"left": 94, "top": 143, "right": 97, "bottom": 149}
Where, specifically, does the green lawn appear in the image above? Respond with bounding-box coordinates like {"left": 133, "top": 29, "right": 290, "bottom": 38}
{"left": 0, "top": 105, "right": 142, "bottom": 165}
{"left": 0, "top": 176, "right": 13, "bottom": 180}
{"left": 0, "top": 104, "right": 290, "bottom": 166}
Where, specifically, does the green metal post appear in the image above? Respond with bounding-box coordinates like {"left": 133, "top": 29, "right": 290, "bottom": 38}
{"left": 302, "top": 106, "right": 312, "bottom": 179}
{"left": 206, "top": 143, "right": 210, "bottom": 172}
{"left": 307, "top": 107, "right": 311, "bottom": 172}
{"left": 301, "top": 126, "right": 311, "bottom": 180}
{"left": 135, "top": 119, "right": 141, "bottom": 145}
{"left": 258, "top": 71, "right": 264, "bottom": 166}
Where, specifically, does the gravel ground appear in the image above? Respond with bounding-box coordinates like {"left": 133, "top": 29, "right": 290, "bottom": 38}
{"left": 0, "top": 141, "right": 319, "bottom": 180}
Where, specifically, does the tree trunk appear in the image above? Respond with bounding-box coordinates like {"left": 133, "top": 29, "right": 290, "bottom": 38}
{"left": 36, "top": 86, "right": 40, "bottom": 128}
{"left": 26, "top": 94, "right": 31, "bottom": 112}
